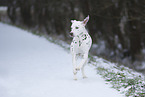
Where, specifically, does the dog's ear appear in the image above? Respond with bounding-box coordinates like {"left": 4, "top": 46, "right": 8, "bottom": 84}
{"left": 83, "top": 15, "right": 89, "bottom": 26}
{"left": 71, "top": 20, "right": 74, "bottom": 23}
{"left": 71, "top": 20, "right": 76, "bottom": 23}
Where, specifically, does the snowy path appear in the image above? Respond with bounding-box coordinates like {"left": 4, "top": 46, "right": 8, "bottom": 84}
{"left": 0, "top": 23, "right": 123, "bottom": 97}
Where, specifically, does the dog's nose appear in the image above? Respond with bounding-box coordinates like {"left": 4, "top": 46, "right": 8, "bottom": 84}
{"left": 70, "top": 32, "right": 73, "bottom": 37}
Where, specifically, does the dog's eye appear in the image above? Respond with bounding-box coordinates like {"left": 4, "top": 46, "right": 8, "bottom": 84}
{"left": 75, "top": 27, "right": 79, "bottom": 29}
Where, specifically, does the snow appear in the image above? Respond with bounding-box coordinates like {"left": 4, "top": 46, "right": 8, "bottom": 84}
{"left": 0, "top": 22, "right": 123, "bottom": 97}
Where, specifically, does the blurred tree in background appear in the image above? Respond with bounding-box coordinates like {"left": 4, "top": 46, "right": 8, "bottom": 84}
{"left": 1, "top": 0, "right": 145, "bottom": 70}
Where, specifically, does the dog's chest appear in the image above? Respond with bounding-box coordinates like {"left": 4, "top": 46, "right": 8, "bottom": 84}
{"left": 70, "top": 34, "right": 92, "bottom": 54}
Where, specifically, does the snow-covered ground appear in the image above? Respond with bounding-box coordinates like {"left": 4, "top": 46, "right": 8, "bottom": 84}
{"left": 0, "top": 22, "right": 123, "bottom": 97}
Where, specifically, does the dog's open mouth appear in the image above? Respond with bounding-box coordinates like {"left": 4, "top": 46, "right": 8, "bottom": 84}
{"left": 70, "top": 32, "right": 74, "bottom": 37}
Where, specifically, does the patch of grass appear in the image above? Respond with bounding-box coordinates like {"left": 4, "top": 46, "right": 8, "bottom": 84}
{"left": 93, "top": 58, "right": 145, "bottom": 97}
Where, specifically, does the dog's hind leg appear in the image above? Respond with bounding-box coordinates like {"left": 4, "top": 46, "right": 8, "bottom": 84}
{"left": 76, "top": 53, "right": 88, "bottom": 71}
{"left": 81, "top": 59, "right": 87, "bottom": 79}
{"left": 72, "top": 54, "right": 77, "bottom": 80}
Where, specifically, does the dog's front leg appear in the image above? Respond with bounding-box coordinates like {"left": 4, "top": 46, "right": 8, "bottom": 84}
{"left": 72, "top": 54, "right": 77, "bottom": 80}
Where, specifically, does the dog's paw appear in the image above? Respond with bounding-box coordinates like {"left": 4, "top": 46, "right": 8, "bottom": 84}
{"left": 74, "top": 78, "right": 77, "bottom": 80}
{"left": 73, "top": 69, "right": 77, "bottom": 75}
{"left": 75, "top": 67, "right": 80, "bottom": 71}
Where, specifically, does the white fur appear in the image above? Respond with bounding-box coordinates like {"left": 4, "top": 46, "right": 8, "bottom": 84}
{"left": 70, "top": 15, "right": 92, "bottom": 80}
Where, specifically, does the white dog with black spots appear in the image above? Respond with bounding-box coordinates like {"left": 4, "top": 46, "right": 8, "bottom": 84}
{"left": 70, "top": 15, "right": 92, "bottom": 80}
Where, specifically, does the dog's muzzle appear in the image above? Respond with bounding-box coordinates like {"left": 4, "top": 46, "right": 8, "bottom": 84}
{"left": 70, "top": 32, "right": 74, "bottom": 37}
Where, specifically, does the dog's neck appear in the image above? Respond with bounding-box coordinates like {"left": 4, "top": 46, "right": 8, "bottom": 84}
{"left": 73, "top": 29, "right": 89, "bottom": 47}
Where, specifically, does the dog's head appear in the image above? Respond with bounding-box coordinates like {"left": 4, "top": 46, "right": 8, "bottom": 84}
{"left": 70, "top": 15, "right": 89, "bottom": 37}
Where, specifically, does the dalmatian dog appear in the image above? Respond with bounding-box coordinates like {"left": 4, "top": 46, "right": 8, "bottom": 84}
{"left": 70, "top": 15, "right": 92, "bottom": 80}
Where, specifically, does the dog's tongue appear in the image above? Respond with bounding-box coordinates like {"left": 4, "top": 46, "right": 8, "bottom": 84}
{"left": 70, "top": 32, "right": 73, "bottom": 37}
{"left": 70, "top": 35, "right": 73, "bottom": 37}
